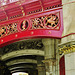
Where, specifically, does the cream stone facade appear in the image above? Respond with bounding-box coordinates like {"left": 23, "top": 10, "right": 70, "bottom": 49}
{"left": 0, "top": 0, "right": 75, "bottom": 75}
{"left": 65, "top": 52, "right": 75, "bottom": 75}
{"left": 59, "top": 0, "right": 75, "bottom": 75}
{"left": 62, "top": 0, "right": 75, "bottom": 35}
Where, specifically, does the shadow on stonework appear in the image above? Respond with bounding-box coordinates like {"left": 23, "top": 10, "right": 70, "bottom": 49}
{"left": 0, "top": 60, "right": 11, "bottom": 75}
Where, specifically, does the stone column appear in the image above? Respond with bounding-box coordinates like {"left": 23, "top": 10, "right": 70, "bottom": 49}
{"left": 55, "top": 39, "right": 60, "bottom": 75}
{"left": 37, "top": 56, "right": 46, "bottom": 75}
{"left": 37, "top": 64, "right": 46, "bottom": 75}
{"left": 42, "top": 38, "right": 56, "bottom": 75}
{"left": 62, "top": 0, "right": 75, "bottom": 35}
{"left": 42, "top": 38, "right": 55, "bottom": 59}
{"left": 43, "top": 59, "right": 56, "bottom": 75}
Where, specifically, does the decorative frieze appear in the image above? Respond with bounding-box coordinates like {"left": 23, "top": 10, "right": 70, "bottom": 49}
{"left": 30, "top": 13, "right": 59, "bottom": 30}
{"left": 58, "top": 44, "right": 75, "bottom": 55}
{"left": 0, "top": 39, "right": 43, "bottom": 55}
{"left": 0, "top": 22, "right": 18, "bottom": 38}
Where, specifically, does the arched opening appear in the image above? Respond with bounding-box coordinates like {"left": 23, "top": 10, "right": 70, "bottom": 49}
{"left": 0, "top": 39, "right": 45, "bottom": 75}
{"left": 12, "top": 72, "right": 29, "bottom": 75}
{"left": 59, "top": 56, "right": 65, "bottom": 75}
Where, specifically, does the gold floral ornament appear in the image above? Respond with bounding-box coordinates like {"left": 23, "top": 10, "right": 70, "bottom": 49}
{"left": 7, "top": 23, "right": 18, "bottom": 34}
{"left": 59, "top": 44, "right": 75, "bottom": 55}
{"left": 21, "top": 20, "right": 28, "bottom": 30}
{"left": 0, "top": 22, "right": 18, "bottom": 38}
{"left": 0, "top": 27, "right": 6, "bottom": 38}
{"left": 45, "top": 14, "right": 59, "bottom": 28}
{"left": 11, "top": 23, "right": 17, "bottom": 32}
{"left": 31, "top": 17, "right": 45, "bottom": 29}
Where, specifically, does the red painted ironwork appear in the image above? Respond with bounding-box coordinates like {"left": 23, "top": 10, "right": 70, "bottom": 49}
{"left": 0, "top": 0, "right": 63, "bottom": 47}
{"left": 0, "top": 0, "right": 19, "bottom": 6}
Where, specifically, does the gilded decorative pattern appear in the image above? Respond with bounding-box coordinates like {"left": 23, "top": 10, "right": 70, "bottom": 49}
{"left": 20, "top": 20, "right": 28, "bottom": 30}
{"left": 58, "top": 44, "right": 75, "bottom": 55}
{"left": 30, "top": 14, "right": 59, "bottom": 29}
{"left": 45, "top": 14, "right": 59, "bottom": 28}
{"left": 0, "top": 22, "right": 18, "bottom": 38}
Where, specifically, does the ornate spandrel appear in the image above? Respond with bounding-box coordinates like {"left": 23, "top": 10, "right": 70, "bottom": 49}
{"left": 30, "top": 13, "right": 59, "bottom": 30}
{"left": 1, "top": 39, "right": 44, "bottom": 55}
{"left": 0, "top": 26, "right": 6, "bottom": 38}
{"left": 45, "top": 14, "right": 59, "bottom": 28}
{"left": 0, "top": 22, "right": 18, "bottom": 38}
{"left": 31, "top": 16, "right": 45, "bottom": 29}
{"left": 0, "top": 13, "right": 59, "bottom": 39}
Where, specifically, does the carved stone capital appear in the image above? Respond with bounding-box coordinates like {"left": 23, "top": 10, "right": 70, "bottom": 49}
{"left": 58, "top": 43, "right": 75, "bottom": 55}
{"left": 42, "top": 59, "right": 56, "bottom": 63}
{"left": 42, "top": 38, "right": 52, "bottom": 46}
{"left": 37, "top": 64, "right": 45, "bottom": 72}
{"left": 42, "top": 59, "right": 56, "bottom": 73}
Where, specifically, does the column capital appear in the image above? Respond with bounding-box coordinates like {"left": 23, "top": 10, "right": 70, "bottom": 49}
{"left": 42, "top": 59, "right": 56, "bottom": 75}
{"left": 42, "top": 38, "right": 56, "bottom": 59}
{"left": 37, "top": 64, "right": 45, "bottom": 67}
{"left": 37, "top": 64, "right": 45, "bottom": 72}
{"left": 42, "top": 59, "right": 56, "bottom": 63}
{"left": 42, "top": 38, "right": 53, "bottom": 46}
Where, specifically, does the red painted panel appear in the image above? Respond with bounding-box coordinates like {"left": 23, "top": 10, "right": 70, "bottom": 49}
{"left": 0, "top": 0, "right": 62, "bottom": 20}
{"left": 0, "top": 0, "right": 63, "bottom": 47}
{"left": 42, "top": 0, "right": 62, "bottom": 9}
{"left": 59, "top": 56, "right": 65, "bottom": 75}
{"left": 0, "top": 11, "right": 7, "bottom": 20}
{"left": 0, "top": 0, "right": 19, "bottom": 6}
{"left": 0, "top": 8, "right": 63, "bottom": 47}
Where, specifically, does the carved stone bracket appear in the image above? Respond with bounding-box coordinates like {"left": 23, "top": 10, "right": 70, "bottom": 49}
{"left": 58, "top": 43, "right": 75, "bottom": 55}
{"left": 42, "top": 59, "right": 56, "bottom": 73}
{"left": 37, "top": 64, "right": 46, "bottom": 75}
{"left": 37, "top": 64, "right": 45, "bottom": 72}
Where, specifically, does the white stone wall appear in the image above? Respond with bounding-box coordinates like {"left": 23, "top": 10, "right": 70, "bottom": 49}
{"left": 62, "top": 0, "right": 75, "bottom": 36}
{"left": 61, "top": 34, "right": 75, "bottom": 44}
{"left": 65, "top": 52, "right": 75, "bottom": 75}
